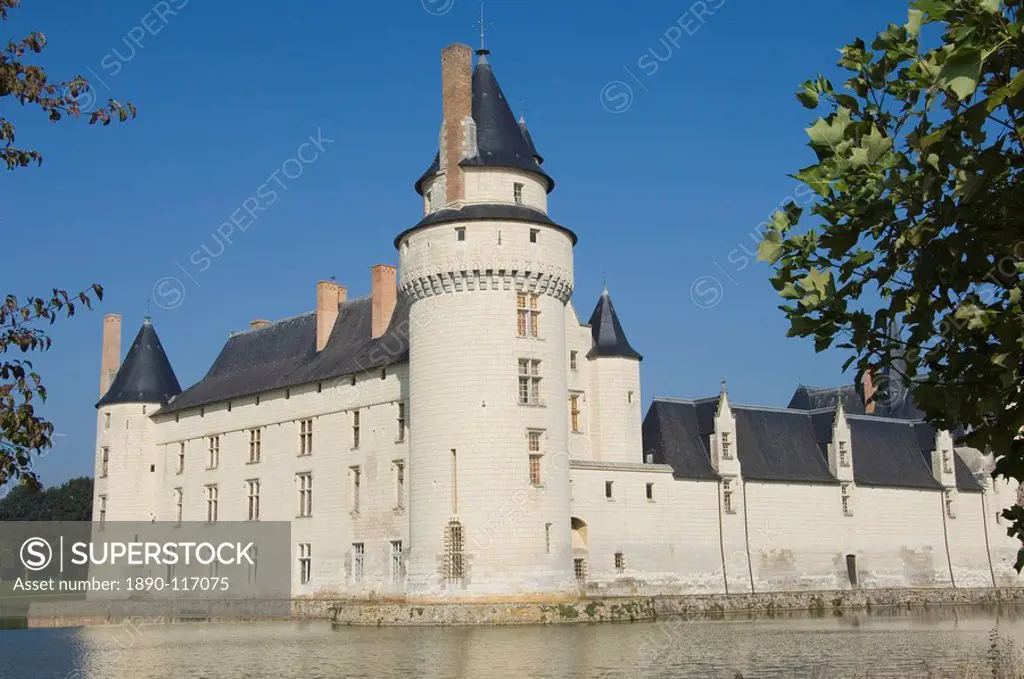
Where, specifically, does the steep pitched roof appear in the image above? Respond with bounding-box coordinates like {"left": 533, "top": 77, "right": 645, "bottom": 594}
{"left": 155, "top": 297, "right": 411, "bottom": 415}
{"left": 519, "top": 115, "right": 543, "bottom": 164}
{"left": 845, "top": 416, "right": 942, "bottom": 489}
{"left": 96, "top": 320, "right": 182, "bottom": 407}
{"left": 415, "top": 53, "right": 553, "bottom": 194}
{"left": 587, "top": 290, "right": 642, "bottom": 360}
{"left": 641, "top": 400, "right": 718, "bottom": 480}
{"left": 731, "top": 406, "right": 838, "bottom": 484}
{"left": 788, "top": 385, "right": 866, "bottom": 414}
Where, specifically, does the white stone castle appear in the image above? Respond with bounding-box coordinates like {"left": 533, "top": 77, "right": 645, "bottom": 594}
{"left": 92, "top": 43, "right": 1021, "bottom": 600}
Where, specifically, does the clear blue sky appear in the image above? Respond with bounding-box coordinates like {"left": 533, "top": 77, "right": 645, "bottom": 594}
{"left": 3, "top": 0, "right": 907, "bottom": 486}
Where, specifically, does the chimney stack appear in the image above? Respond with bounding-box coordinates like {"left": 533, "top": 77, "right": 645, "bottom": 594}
{"left": 861, "top": 368, "right": 878, "bottom": 414}
{"left": 371, "top": 265, "right": 398, "bottom": 339}
{"left": 316, "top": 281, "right": 347, "bottom": 351}
{"left": 441, "top": 43, "right": 473, "bottom": 206}
{"left": 100, "top": 313, "right": 122, "bottom": 396}
{"left": 250, "top": 319, "right": 271, "bottom": 330}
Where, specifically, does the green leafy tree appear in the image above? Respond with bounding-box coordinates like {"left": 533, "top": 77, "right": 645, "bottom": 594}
{"left": 759, "top": 0, "right": 1024, "bottom": 570}
{"left": 0, "top": 476, "right": 92, "bottom": 520}
{"left": 2, "top": 0, "right": 133, "bottom": 488}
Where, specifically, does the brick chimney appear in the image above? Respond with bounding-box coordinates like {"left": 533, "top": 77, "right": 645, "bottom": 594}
{"left": 316, "top": 281, "right": 347, "bottom": 351}
{"left": 99, "top": 313, "right": 122, "bottom": 396}
{"left": 441, "top": 43, "right": 473, "bottom": 206}
{"left": 250, "top": 319, "right": 271, "bottom": 330}
{"left": 861, "top": 368, "right": 878, "bottom": 414}
{"left": 371, "top": 265, "right": 397, "bottom": 339}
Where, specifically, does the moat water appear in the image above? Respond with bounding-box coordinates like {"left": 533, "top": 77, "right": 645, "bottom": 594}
{"left": 2, "top": 606, "right": 1024, "bottom": 679}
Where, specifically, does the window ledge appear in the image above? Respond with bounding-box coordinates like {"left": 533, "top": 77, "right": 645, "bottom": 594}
{"left": 350, "top": 511, "right": 361, "bottom": 518}
{"left": 395, "top": 439, "right": 406, "bottom": 445}
{"left": 519, "top": 403, "right": 547, "bottom": 409}
{"left": 246, "top": 460, "right": 261, "bottom": 465}
{"left": 295, "top": 515, "right": 313, "bottom": 520}
{"left": 205, "top": 467, "right": 218, "bottom": 471}
{"left": 393, "top": 507, "right": 406, "bottom": 515}
{"left": 350, "top": 447, "right": 361, "bottom": 452}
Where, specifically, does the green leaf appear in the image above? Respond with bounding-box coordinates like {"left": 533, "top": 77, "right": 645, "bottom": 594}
{"left": 758, "top": 238, "right": 784, "bottom": 265}
{"left": 937, "top": 49, "right": 983, "bottom": 100}
{"left": 980, "top": 0, "right": 1000, "bottom": 12}
{"left": 805, "top": 108, "right": 853, "bottom": 155}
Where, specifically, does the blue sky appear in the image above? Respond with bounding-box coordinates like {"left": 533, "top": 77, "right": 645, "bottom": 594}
{"left": 3, "top": 0, "right": 909, "bottom": 486}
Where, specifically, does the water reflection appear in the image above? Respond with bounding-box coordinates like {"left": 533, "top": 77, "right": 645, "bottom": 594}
{"left": 2, "top": 604, "right": 1023, "bottom": 679}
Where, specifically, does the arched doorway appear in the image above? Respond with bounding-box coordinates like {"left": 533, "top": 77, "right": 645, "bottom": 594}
{"left": 571, "top": 517, "right": 588, "bottom": 585}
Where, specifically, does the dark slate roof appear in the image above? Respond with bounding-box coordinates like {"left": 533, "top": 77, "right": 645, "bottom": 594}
{"left": 641, "top": 400, "right": 718, "bottom": 480}
{"left": 846, "top": 416, "right": 942, "bottom": 489}
{"left": 519, "top": 115, "right": 543, "bottom": 164}
{"left": 913, "top": 423, "right": 984, "bottom": 492}
{"left": 788, "top": 385, "right": 866, "bottom": 415}
{"left": 587, "top": 290, "right": 642, "bottom": 360}
{"left": 96, "top": 320, "right": 182, "bottom": 407}
{"left": 731, "top": 406, "right": 838, "bottom": 484}
{"left": 155, "top": 297, "right": 411, "bottom": 415}
{"left": 393, "top": 203, "right": 577, "bottom": 248}
{"left": 415, "top": 53, "right": 554, "bottom": 195}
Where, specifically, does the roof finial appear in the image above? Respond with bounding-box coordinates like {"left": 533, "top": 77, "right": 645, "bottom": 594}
{"left": 601, "top": 270, "right": 608, "bottom": 296}
{"left": 720, "top": 379, "right": 728, "bottom": 395}
{"left": 476, "top": 2, "right": 491, "bottom": 58}
{"left": 144, "top": 297, "right": 152, "bottom": 324}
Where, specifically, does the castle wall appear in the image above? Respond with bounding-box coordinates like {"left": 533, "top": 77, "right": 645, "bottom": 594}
{"left": 945, "top": 491, "right": 996, "bottom": 587}
{"left": 850, "top": 486, "right": 951, "bottom": 588}
{"left": 93, "top": 402, "right": 162, "bottom": 523}
{"left": 149, "top": 364, "right": 409, "bottom": 598}
{"left": 566, "top": 302, "right": 595, "bottom": 462}
{"left": 988, "top": 476, "right": 1023, "bottom": 586}
{"left": 742, "top": 481, "right": 851, "bottom": 591}
{"left": 588, "top": 357, "right": 642, "bottom": 464}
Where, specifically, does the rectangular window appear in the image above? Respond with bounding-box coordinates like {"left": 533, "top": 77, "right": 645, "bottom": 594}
{"left": 530, "top": 228, "right": 539, "bottom": 243}
{"left": 249, "top": 429, "right": 262, "bottom": 463}
{"left": 299, "top": 419, "right": 313, "bottom": 456}
{"left": 456, "top": 227, "right": 466, "bottom": 241}
{"left": 570, "top": 350, "right": 578, "bottom": 371}
{"left": 838, "top": 440, "right": 849, "bottom": 467}
{"left": 351, "top": 466, "right": 361, "bottom": 514}
{"left": 646, "top": 483, "right": 654, "bottom": 501}
{"left": 298, "top": 543, "right": 312, "bottom": 585}
{"left": 205, "top": 485, "right": 218, "bottom": 523}
{"left": 721, "top": 432, "right": 732, "bottom": 460}
{"left": 723, "top": 480, "right": 735, "bottom": 514}
{"left": 841, "top": 483, "right": 853, "bottom": 516}
{"left": 425, "top": 189, "right": 432, "bottom": 212}
{"left": 614, "top": 551, "right": 625, "bottom": 573}
{"left": 352, "top": 543, "right": 365, "bottom": 582}
{"left": 529, "top": 454, "right": 543, "bottom": 487}
{"left": 247, "top": 479, "right": 261, "bottom": 521}
{"left": 513, "top": 182, "right": 524, "bottom": 204}
{"left": 104, "top": 412, "right": 111, "bottom": 431}
{"left": 545, "top": 523, "right": 552, "bottom": 555}
{"left": 605, "top": 480, "right": 614, "bottom": 499}
{"left": 390, "top": 540, "right": 404, "bottom": 582}
{"left": 297, "top": 473, "right": 313, "bottom": 517}
{"left": 574, "top": 558, "right": 586, "bottom": 584}
{"left": 177, "top": 442, "right": 185, "bottom": 474}
{"left": 941, "top": 450, "right": 952, "bottom": 475}
{"left": 570, "top": 394, "right": 582, "bottom": 432}
{"left": 98, "top": 495, "right": 107, "bottom": 526}
{"left": 518, "top": 359, "right": 542, "bottom": 405}
{"left": 207, "top": 435, "right": 220, "bottom": 469}
{"left": 352, "top": 410, "right": 361, "bottom": 449}
{"left": 173, "top": 488, "right": 183, "bottom": 525}
{"left": 945, "top": 490, "right": 956, "bottom": 519}
{"left": 394, "top": 460, "right": 405, "bottom": 510}
{"left": 516, "top": 293, "right": 540, "bottom": 338}
{"left": 397, "top": 402, "right": 406, "bottom": 443}
{"left": 100, "top": 447, "right": 109, "bottom": 478}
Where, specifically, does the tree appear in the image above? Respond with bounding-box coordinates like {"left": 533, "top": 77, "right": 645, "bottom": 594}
{"left": 1, "top": 0, "right": 136, "bottom": 169}
{"left": 758, "top": 0, "right": 1024, "bottom": 571}
{"left": 0, "top": 476, "right": 93, "bottom": 520}
{"left": 2, "top": 0, "right": 133, "bottom": 488}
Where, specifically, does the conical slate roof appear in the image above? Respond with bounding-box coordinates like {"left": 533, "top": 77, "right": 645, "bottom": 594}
{"left": 416, "top": 52, "right": 553, "bottom": 194}
{"left": 519, "top": 115, "right": 543, "bottom": 164}
{"left": 96, "top": 319, "right": 182, "bottom": 407}
{"left": 587, "top": 290, "right": 642, "bottom": 360}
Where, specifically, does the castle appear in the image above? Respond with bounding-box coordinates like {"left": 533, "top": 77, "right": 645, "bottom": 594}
{"left": 91, "top": 43, "right": 1022, "bottom": 600}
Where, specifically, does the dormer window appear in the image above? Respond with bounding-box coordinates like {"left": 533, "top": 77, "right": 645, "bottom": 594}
{"left": 941, "top": 449, "right": 952, "bottom": 475}
{"left": 721, "top": 432, "right": 732, "bottom": 459}
{"left": 513, "top": 182, "right": 524, "bottom": 204}
{"left": 838, "top": 440, "right": 849, "bottom": 467}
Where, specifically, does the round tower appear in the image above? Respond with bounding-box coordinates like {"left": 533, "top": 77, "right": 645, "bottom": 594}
{"left": 94, "top": 316, "right": 182, "bottom": 523}
{"left": 400, "top": 43, "right": 576, "bottom": 597}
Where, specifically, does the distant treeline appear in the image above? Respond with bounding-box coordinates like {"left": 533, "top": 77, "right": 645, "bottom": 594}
{"left": 0, "top": 477, "right": 93, "bottom": 521}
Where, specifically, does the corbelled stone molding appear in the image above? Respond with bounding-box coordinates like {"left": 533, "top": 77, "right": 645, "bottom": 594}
{"left": 399, "top": 261, "right": 574, "bottom": 303}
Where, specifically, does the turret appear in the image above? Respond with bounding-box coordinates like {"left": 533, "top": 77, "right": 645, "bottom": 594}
{"left": 586, "top": 288, "right": 643, "bottom": 463}
{"left": 400, "top": 44, "right": 575, "bottom": 598}
{"left": 94, "top": 317, "right": 181, "bottom": 524}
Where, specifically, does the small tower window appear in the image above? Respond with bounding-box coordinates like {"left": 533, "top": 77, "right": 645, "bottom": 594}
{"left": 614, "top": 551, "right": 625, "bottom": 573}
{"left": 605, "top": 481, "right": 614, "bottom": 499}
{"left": 722, "top": 479, "right": 735, "bottom": 514}
{"left": 456, "top": 227, "right": 466, "bottom": 242}
{"left": 425, "top": 189, "right": 433, "bottom": 212}
{"left": 529, "top": 228, "right": 539, "bottom": 243}
{"left": 841, "top": 483, "right": 853, "bottom": 516}
{"left": 570, "top": 351, "right": 578, "bottom": 371}
{"left": 513, "top": 182, "right": 524, "bottom": 204}
{"left": 646, "top": 482, "right": 654, "bottom": 501}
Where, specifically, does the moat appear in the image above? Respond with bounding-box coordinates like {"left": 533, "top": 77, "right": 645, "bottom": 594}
{"left": 3, "top": 605, "right": 1024, "bottom": 678}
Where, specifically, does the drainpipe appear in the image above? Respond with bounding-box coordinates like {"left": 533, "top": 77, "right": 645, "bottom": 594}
{"left": 742, "top": 480, "right": 755, "bottom": 593}
{"left": 940, "top": 491, "right": 956, "bottom": 588}
{"left": 981, "top": 489, "right": 997, "bottom": 587}
{"left": 717, "top": 481, "right": 728, "bottom": 595}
